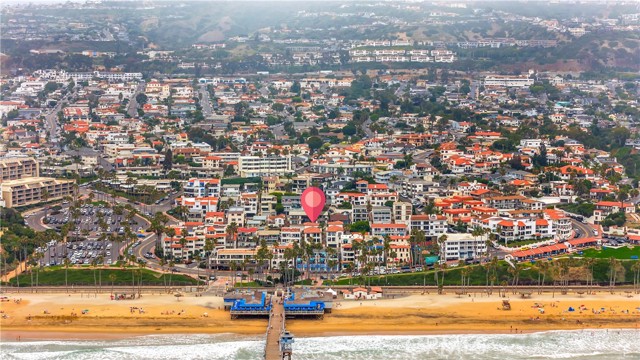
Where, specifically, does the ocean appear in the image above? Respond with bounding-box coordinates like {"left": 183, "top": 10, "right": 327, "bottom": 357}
{"left": 3, "top": 330, "right": 640, "bottom": 359}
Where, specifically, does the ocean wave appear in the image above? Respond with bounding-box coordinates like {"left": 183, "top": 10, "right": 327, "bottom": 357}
{"left": 291, "top": 330, "right": 640, "bottom": 360}
{"left": 2, "top": 334, "right": 264, "bottom": 360}
{"left": 2, "top": 330, "right": 639, "bottom": 359}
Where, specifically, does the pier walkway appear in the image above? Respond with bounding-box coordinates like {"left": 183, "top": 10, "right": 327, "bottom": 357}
{"left": 264, "top": 295, "right": 285, "bottom": 360}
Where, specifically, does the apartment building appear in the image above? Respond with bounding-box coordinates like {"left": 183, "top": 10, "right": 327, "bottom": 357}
{"left": 594, "top": 201, "right": 636, "bottom": 223}
{"left": 482, "top": 195, "right": 527, "bottom": 210}
{"left": 409, "top": 214, "right": 448, "bottom": 238}
{"left": 544, "top": 209, "right": 573, "bottom": 240}
{"left": 370, "top": 223, "right": 408, "bottom": 237}
{"left": 212, "top": 248, "right": 257, "bottom": 267}
{"left": 484, "top": 75, "right": 534, "bottom": 87}
{"left": 441, "top": 233, "right": 487, "bottom": 262}
{"left": 1, "top": 177, "right": 74, "bottom": 208}
{"left": 494, "top": 217, "right": 555, "bottom": 244}
{"left": 238, "top": 155, "right": 293, "bottom": 177}
{"left": 175, "top": 197, "right": 219, "bottom": 221}
{"left": 0, "top": 157, "right": 39, "bottom": 182}
{"left": 393, "top": 201, "right": 413, "bottom": 225}
{"left": 183, "top": 178, "right": 221, "bottom": 198}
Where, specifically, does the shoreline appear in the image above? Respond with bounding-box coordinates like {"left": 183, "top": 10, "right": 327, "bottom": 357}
{"left": 2, "top": 327, "right": 639, "bottom": 343}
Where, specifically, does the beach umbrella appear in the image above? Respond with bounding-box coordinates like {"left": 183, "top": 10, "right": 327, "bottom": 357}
{"left": 174, "top": 293, "right": 183, "bottom": 302}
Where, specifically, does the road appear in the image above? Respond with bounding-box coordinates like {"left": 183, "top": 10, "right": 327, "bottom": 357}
{"left": 44, "top": 88, "right": 75, "bottom": 145}
{"left": 412, "top": 149, "right": 434, "bottom": 164}
{"left": 361, "top": 118, "right": 374, "bottom": 138}
{"left": 127, "top": 81, "right": 146, "bottom": 117}
{"left": 570, "top": 219, "right": 597, "bottom": 238}
{"left": 198, "top": 85, "right": 213, "bottom": 117}
{"left": 24, "top": 210, "right": 52, "bottom": 232}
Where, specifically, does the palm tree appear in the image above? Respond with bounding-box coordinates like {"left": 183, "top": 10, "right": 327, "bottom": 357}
{"left": 489, "top": 256, "right": 498, "bottom": 295}
{"left": 204, "top": 239, "right": 214, "bottom": 283}
{"left": 168, "top": 260, "right": 175, "bottom": 289}
{"left": 345, "top": 262, "right": 354, "bottom": 286}
{"left": 409, "top": 229, "right": 426, "bottom": 268}
{"left": 509, "top": 262, "right": 521, "bottom": 294}
{"left": 632, "top": 261, "right": 640, "bottom": 294}
{"left": 459, "top": 261, "right": 468, "bottom": 294}
{"left": 41, "top": 189, "right": 51, "bottom": 218}
{"left": 583, "top": 258, "right": 596, "bottom": 295}
{"left": 382, "top": 235, "right": 391, "bottom": 269}
{"left": 137, "top": 260, "right": 146, "bottom": 297}
{"left": 150, "top": 212, "right": 170, "bottom": 252}
{"left": 33, "top": 251, "right": 43, "bottom": 291}
{"left": 608, "top": 257, "right": 620, "bottom": 293}
{"left": 226, "top": 222, "right": 239, "bottom": 249}
{"left": 536, "top": 261, "right": 549, "bottom": 295}
{"left": 63, "top": 258, "right": 71, "bottom": 293}
{"left": 91, "top": 257, "right": 98, "bottom": 293}
{"left": 230, "top": 261, "right": 238, "bottom": 287}
{"left": 179, "top": 236, "right": 188, "bottom": 263}
{"left": 437, "top": 234, "right": 448, "bottom": 262}
{"left": 194, "top": 254, "right": 202, "bottom": 289}
{"left": 96, "top": 255, "right": 104, "bottom": 291}
{"left": 109, "top": 273, "right": 117, "bottom": 296}
{"left": 438, "top": 262, "right": 447, "bottom": 294}
{"left": 283, "top": 247, "right": 295, "bottom": 286}
{"left": 159, "top": 258, "right": 168, "bottom": 291}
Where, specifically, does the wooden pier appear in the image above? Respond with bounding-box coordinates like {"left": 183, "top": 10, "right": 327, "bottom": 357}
{"left": 264, "top": 295, "right": 286, "bottom": 360}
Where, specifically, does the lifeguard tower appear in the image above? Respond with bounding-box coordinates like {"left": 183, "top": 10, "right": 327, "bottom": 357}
{"left": 280, "top": 331, "right": 294, "bottom": 360}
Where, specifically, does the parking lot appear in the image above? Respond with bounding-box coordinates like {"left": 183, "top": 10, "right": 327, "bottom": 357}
{"left": 36, "top": 238, "right": 122, "bottom": 267}
{"left": 44, "top": 203, "right": 146, "bottom": 238}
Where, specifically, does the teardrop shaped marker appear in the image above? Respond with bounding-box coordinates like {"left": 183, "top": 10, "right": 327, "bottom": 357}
{"left": 301, "top": 186, "right": 325, "bottom": 223}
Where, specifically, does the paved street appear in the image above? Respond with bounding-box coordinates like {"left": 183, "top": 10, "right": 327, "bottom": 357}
{"left": 198, "top": 85, "right": 214, "bottom": 117}
{"left": 127, "top": 81, "right": 146, "bottom": 117}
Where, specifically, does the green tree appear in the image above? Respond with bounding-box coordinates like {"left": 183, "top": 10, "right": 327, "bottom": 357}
{"left": 307, "top": 136, "right": 324, "bottom": 152}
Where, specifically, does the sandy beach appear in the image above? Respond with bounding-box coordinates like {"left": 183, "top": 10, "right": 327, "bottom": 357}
{"left": 1, "top": 291, "right": 639, "bottom": 341}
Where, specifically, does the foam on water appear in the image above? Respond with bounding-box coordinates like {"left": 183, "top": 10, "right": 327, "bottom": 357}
{"left": 292, "top": 330, "right": 640, "bottom": 360}
{"left": 2, "top": 334, "right": 264, "bottom": 360}
{"left": 2, "top": 330, "right": 639, "bottom": 360}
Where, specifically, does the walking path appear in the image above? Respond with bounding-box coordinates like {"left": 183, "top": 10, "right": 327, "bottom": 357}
{"left": 264, "top": 295, "right": 285, "bottom": 360}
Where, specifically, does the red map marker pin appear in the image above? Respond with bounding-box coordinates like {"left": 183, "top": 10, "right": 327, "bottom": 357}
{"left": 301, "top": 186, "right": 325, "bottom": 223}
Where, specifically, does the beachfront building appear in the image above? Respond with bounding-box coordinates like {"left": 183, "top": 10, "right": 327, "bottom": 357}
{"left": 440, "top": 233, "right": 487, "bottom": 262}
{"left": 0, "top": 177, "right": 74, "bottom": 208}
{"left": 544, "top": 208, "right": 573, "bottom": 240}
{"left": 494, "top": 217, "right": 555, "bottom": 244}
{"left": 0, "top": 157, "right": 39, "bottom": 181}
{"left": 213, "top": 248, "right": 258, "bottom": 268}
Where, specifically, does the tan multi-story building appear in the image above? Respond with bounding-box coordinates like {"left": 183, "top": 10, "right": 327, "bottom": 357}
{"left": 0, "top": 158, "right": 39, "bottom": 182}
{"left": 0, "top": 177, "right": 74, "bottom": 208}
{"left": 393, "top": 201, "right": 413, "bottom": 225}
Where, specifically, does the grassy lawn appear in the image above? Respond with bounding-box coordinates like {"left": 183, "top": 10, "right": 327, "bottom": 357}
{"left": 502, "top": 238, "right": 553, "bottom": 248}
{"left": 581, "top": 246, "right": 640, "bottom": 259}
{"left": 234, "top": 281, "right": 260, "bottom": 288}
{"left": 7, "top": 268, "right": 198, "bottom": 287}
{"left": 295, "top": 279, "right": 313, "bottom": 286}
{"left": 324, "top": 257, "right": 640, "bottom": 287}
